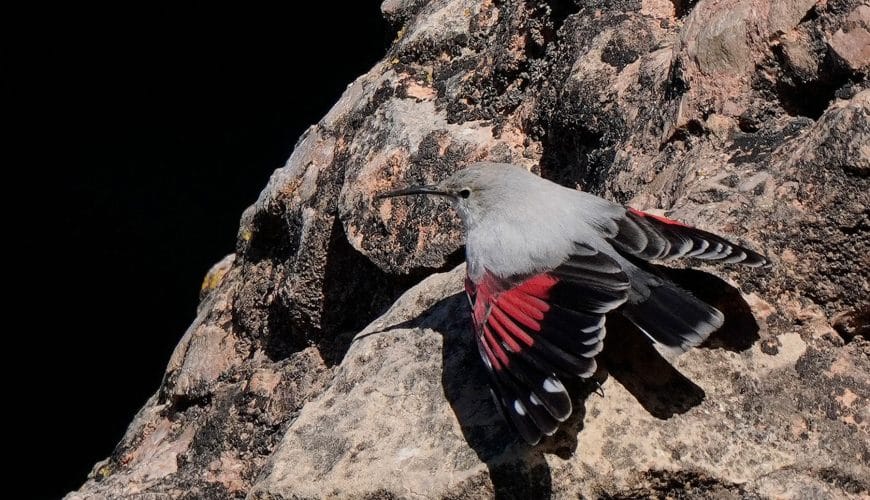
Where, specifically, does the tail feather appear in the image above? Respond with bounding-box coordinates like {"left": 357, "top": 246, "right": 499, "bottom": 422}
{"left": 620, "top": 280, "right": 724, "bottom": 351}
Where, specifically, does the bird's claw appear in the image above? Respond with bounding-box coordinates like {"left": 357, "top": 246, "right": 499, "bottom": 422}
{"left": 593, "top": 380, "right": 605, "bottom": 397}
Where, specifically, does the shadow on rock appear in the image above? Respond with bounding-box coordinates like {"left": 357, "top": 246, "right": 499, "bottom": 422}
{"left": 661, "top": 268, "right": 761, "bottom": 352}
{"left": 433, "top": 292, "right": 556, "bottom": 499}
{"left": 599, "top": 269, "right": 759, "bottom": 418}
{"left": 372, "top": 292, "right": 556, "bottom": 498}
{"left": 600, "top": 315, "right": 706, "bottom": 418}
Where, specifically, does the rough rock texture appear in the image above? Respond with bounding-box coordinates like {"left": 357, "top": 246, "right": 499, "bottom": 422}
{"left": 70, "top": 0, "right": 869, "bottom": 498}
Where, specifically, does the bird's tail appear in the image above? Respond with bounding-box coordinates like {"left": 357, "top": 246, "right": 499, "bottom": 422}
{"left": 619, "top": 275, "right": 724, "bottom": 351}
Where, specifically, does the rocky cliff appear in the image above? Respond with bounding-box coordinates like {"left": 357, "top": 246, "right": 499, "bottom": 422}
{"left": 70, "top": 0, "right": 868, "bottom": 498}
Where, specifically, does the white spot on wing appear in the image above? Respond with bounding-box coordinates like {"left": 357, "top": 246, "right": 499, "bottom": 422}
{"left": 674, "top": 238, "right": 692, "bottom": 256}
{"left": 721, "top": 251, "right": 747, "bottom": 264}
{"left": 582, "top": 340, "right": 604, "bottom": 358}
{"left": 686, "top": 239, "right": 710, "bottom": 256}
{"left": 592, "top": 296, "right": 628, "bottom": 313}
{"left": 581, "top": 315, "right": 606, "bottom": 333}
{"left": 581, "top": 325, "right": 606, "bottom": 344}
{"left": 476, "top": 341, "right": 493, "bottom": 370}
{"left": 480, "top": 352, "right": 492, "bottom": 370}
{"left": 513, "top": 400, "right": 526, "bottom": 416}
{"left": 543, "top": 377, "right": 565, "bottom": 393}
{"left": 578, "top": 358, "right": 597, "bottom": 378}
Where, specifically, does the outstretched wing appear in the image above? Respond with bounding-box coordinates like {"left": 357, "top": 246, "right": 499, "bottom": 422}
{"left": 466, "top": 243, "right": 630, "bottom": 445}
{"left": 608, "top": 208, "right": 769, "bottom": 267}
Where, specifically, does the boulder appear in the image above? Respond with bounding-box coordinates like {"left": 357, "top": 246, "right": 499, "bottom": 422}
{"left": 69, "top": 1, "right": 869, "bottom": 498}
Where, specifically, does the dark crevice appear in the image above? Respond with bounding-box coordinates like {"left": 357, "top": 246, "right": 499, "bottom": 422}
{"left": 665, "top": 58, "right": 689, "bottom": 100}
{"left": 544, "top": 0, "right": 581, "bottom": 35}
{"left": 816, "top": 467, "right": 870, "bottom": 494}
{"left": 262, "top": 297, "right": 309, "bottom": 361}
{"left": 241, "top": 209, "right": 301, "bottom": 264}
{"left": 603, "top": 469, "right": 755, "bottom": 498}
{"left": 662, "top": 118, "right": 706, "bottom": 147}
{"left": 318, "top": 217, "right": 410, "bottom": 366}
{"left": 832, "top": 304, "right": 870, "bottom": 343}
{"left": 773, "top": 48, "right": 858, "bottom": 119}
{"left": 540, "top": 124, "right": 611, "bottom": 191}
{"left": 737, "top": 115, "right": 760, "bottom": 133}
{"left": 798, "top": 4, "right": 821, "bottom": 24}
{"left": 165, "top": 393, "right": 213, "bottom": 414}
{"left": 380, "top": 0, "right": 427, "bottom": 38}
{"left": 669, "top": 0, "right": 699, "bottom": 18}
{"left": 601, "top": 36, "right": 641, "bottom": 71}
{"left": 729, "top": 116, "right": 812, "bottom": 165}
{"left": 535, "top": 42, "right": 625, "bottom": 189}
{"left": 317, "top": 218, "right": 465, "bottom": 368}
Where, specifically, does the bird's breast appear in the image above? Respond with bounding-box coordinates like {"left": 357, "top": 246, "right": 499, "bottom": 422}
{"left": 466, "top": 217, "right": 586, "bottom": 282}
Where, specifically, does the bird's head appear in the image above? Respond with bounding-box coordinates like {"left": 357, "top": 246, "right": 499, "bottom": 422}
{"left": 376, "top": 163, "right": 512, "bottom": 228}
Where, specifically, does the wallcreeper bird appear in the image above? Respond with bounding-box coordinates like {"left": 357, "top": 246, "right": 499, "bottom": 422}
{"left": 377, "top": 162, "right": 768, "bottom": 445}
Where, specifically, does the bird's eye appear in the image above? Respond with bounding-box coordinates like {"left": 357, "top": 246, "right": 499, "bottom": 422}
{"left": 458, "top": 188, "right": 472, "bottom": 199}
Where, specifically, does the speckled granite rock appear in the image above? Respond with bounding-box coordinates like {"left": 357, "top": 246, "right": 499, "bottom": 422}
{"left": 249, "top": 265, "right": 869, "bottom": 499}
{"left": 69, "top": 0, "right": 868, "bottom": 498}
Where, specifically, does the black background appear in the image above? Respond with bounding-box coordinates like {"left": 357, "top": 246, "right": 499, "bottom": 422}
{"left": 11, "top": 3, "right": 387, "bottom": 498}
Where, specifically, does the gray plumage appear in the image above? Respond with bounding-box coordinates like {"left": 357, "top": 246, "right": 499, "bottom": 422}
{"left": 438, "top": 164, "right": 624, "bottom": 281}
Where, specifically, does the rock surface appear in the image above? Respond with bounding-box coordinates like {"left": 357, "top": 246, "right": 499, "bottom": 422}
{"left": 70, "top": 0, "right": 868, "bottom": 498}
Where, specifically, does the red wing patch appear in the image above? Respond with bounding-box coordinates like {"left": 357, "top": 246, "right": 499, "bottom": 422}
{"left": 472, "top": 272, "right": 605, "bottom": 377}
{"left": 628, "top": 207, "right": 689, "bottom": 227}
{"left": 466, "top": 244, "right": 630, "bottom": 444}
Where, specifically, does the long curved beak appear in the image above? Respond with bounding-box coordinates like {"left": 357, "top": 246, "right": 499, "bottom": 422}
{"left": 375, "top": 184, "right": 451, "bottom": 200}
